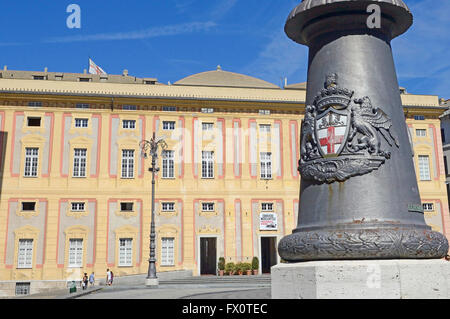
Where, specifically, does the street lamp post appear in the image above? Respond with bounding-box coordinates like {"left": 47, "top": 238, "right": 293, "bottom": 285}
{"left": 140, "top": 132, "right": 167, "bottom": 288}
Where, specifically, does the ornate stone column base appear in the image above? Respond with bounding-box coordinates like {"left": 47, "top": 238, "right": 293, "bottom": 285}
{"left": 279, "top": 226, "right": 449, "bottom": 261}
{"left": 271, "top": 259, "right": 450, "bottom": 299}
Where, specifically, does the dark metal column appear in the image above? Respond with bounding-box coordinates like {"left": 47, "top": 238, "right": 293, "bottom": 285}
{"left": 279, "top": 0, "right": 449, "bottom": 261}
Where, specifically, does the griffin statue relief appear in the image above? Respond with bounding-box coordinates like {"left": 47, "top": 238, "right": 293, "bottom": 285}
{"left": 347, "top": 96, "right": 399, "bottom": 159}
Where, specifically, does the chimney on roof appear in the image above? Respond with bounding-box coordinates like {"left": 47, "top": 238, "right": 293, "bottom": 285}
{"left": 83, "top": 69, "right": 87, "bottom": 74}
{"left": 3, "top": 65, "right": 7, "bottom": 71}
{"left": 44, "top": 67, "right": 48, "bottom": 73}
{"left": 217, "top": 65, "right": 222, "bottom": 71}
{"left": 123, "top": 69, "right": 129, "bottom": 76}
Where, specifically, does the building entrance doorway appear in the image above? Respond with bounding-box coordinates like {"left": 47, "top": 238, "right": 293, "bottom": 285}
{"left": 261, "top": 237, "right": 277, "bottom": 274}
{"left": 200, "top": 237, "right": 217, "bottom": 275}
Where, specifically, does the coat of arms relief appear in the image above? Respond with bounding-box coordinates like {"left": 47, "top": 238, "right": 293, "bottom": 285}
{"left": 299, "top": 74, "right": 400, "bottom": 183}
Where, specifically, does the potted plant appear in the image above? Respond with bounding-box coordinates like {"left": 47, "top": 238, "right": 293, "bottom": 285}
{"left": 218, "top": 257, "right": 225, "bottom": 276}
{"left": 252, "top": 257, "right": 259, "bottom": 275}
{"left": 225, "top": 262, "right": 235, "bottom": 276}
{"left": 243, "top": 262, "right": 252, "bottom": 275}
{"left": 235, "top": 262, "right": 243, "bottom": 275}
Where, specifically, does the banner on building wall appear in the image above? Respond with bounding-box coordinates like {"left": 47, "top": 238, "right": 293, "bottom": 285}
{"left": 260, "top": 213, "right": 278, "bottom": 230}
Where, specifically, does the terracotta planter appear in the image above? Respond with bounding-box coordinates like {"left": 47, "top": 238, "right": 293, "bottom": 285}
{"left": 253, "top": 269, "right": 259, "bottom": 275}
{"left": 237, "top": 271, "right": 243, "bottom": 276}
{"left": 246, "top": 270, "right": 252, "bottom": 276}
{"left": 219, "top": 270, "right": 224, "bottom": 276}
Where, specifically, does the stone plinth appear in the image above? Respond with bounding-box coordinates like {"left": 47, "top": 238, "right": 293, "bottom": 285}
{"left": 145, "top": 278, "right": 159, "bottom": 288}
{"left": 271, "top": 259, "right": 450, "bottom": 299}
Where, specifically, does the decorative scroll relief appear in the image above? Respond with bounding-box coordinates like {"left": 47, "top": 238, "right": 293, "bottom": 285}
{"left": 115, "top": 208, "right": 138, "bottom": 219}
{"left": 199, "top": 211, "right": 219, "bottom": 217}
{"left": 158, "top": 210, "right": 178, "bottom": 218}
{"left": 299, "top": 74, "right": 400, "bottom": 183}
{"left": 66, "top": 204, "right": 89, "bottom": 219}
{"left": 197, "top": 225, "right": 221, "bottom": 234}
{"left": 16, "top": 207, "right": 39, "bottom": 219}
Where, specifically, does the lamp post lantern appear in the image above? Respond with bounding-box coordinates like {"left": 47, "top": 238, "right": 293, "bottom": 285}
{"left": 140, "top": 132, "right": 167, "bottom": 287}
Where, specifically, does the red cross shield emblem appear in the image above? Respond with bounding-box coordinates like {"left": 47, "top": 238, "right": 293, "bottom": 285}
{"left": 315, "top": 108, "right": 350, "bottom": 157}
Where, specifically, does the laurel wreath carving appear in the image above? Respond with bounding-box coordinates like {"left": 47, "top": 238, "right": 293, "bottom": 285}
{"left": 278, "top": 228, "right": 449, "bottom": 261}
{"left": 299, "top": 156, "right": 385, "bottom": 183}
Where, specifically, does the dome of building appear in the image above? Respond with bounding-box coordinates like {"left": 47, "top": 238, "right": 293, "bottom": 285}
{"left": 174, "top": 66, "right": 280, "bottom": 89}
{"left": 284, "top": 82, "right": 307, "bottom": 90}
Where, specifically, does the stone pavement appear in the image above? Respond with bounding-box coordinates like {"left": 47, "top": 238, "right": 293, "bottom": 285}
{"left": 13, "top": 285, "right": 103, "bottom": 299}
{"left": 79, "top": 275, "right": 272, "bottom": 299}
{"left": 10, "top": 273, "right": 272, "bottom": 299}
{"left": 180, "top": 288, "right": 271, "bottom": 299}
{"left": 78, "top": 286, "right": 271, "bottom": 299}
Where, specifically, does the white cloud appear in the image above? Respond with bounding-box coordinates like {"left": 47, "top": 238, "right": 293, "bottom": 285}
{"left": 44, "top": 21, "right": 217, "bottom": 44}
{"left": 242, "top": 30, "right": 308, "bottom": 87}
{"left": 239, "top": 1, "right": 308, "bottom": 87}
{"left": 392, "top": 0, "right": 450, "bottom": 97}
{"left": 173, "top": 0, "right": 197, "bottom": 14}
{"left": 210, "top": 0, "right": 238, "bottom": 21}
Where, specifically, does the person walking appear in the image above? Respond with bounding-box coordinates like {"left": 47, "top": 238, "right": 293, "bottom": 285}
{"left": 82, "top": 273, "right": 88, "bottom": 290}
{"left": 106, "top": 269, "right": 112, "bottom": 286}
{"left": 89, "top": 272, "right": 95, "bottom": 286}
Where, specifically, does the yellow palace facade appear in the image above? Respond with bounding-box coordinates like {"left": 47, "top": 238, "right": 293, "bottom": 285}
{"left": 0, "top": 67, "right": 448, "bottom": 296}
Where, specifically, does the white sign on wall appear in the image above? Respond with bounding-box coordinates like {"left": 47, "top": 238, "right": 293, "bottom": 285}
{"left": 260, "top": 213, "right": 278, "bottom": 230}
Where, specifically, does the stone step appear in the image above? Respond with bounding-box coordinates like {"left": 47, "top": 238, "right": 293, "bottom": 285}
{"left": 159, "top": 275, "right": 271, "bottom": 285}
{"left": 159, "top": 279, "right": 271, "bottom": 283}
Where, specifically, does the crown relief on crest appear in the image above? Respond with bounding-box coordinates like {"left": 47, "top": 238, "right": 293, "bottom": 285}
{"left": 299, "top": 74, "right": 400, "bottom": 184}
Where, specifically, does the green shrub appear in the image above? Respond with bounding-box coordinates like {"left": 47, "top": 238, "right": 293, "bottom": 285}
{"left": 235, "top": 262, "right": 243, "bottom": 272}
{"left": 241, "top": 262, "right": 252, "bottom": 272}
{"left": 218, "top": 257, "right": 225, "bottom": 271}
{"left": 225, "top": 262, "right": 235, "bottom": 273}
{"left": 251, "top": 257, "right": 259, "bottom": 270}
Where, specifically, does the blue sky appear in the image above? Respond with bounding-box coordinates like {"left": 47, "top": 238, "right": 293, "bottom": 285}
{"left": 0, "top": 0, "right": 448, "bottom": 98}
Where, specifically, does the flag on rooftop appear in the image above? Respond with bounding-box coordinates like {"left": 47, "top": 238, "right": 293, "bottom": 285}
{"left": 88, "top": 58, "right": 107, "bottom": 75}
